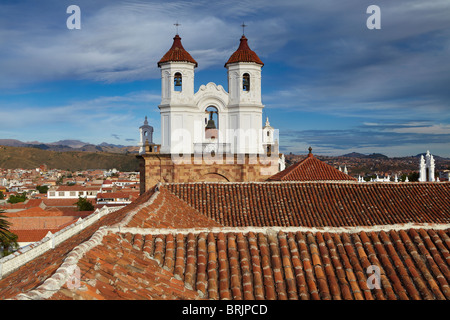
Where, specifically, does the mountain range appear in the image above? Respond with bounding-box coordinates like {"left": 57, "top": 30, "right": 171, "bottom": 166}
{"left": 340, "top": 152, "right": 448, "bottom": 160}
{"left": 0, "top": 139, "right": 138, "bottom": 154}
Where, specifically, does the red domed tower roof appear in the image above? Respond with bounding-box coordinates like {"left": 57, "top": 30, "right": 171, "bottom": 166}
{"left": 225, "top": 35, "right": 264, "bottom": 67}
{"left": 158, "top": 34, "right": 198, "bottom": 67}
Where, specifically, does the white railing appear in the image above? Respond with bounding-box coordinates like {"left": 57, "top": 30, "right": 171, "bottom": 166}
{"left": 0, "top": 205, "right": 122, "bottom": 279}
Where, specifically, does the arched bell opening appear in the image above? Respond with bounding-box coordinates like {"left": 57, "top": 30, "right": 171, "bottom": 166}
{"left": 242, "top": 73, "right": 250, "bottom": 91}
{"left": 174, "top": 72, "right": 182, "bottom": 92}
{"left": 205, "top": 106, "right": 219, "bottom": 140}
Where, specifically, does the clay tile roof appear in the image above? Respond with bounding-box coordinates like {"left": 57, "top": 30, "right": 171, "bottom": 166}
{"left": 12, "top": 229, "right": 61, "bottom": 243}
{"left": 1, "top": 179, "right": 450, "bottom": 301}
{"left": 123, "top": 187, "right": 222, "bottom": 229}
{"left": 47, "top": 226, "right": 448, "bottom": 300}
{"left": 0, "top": 187, "right": 157, "bottom": 299}
{"left": 4, "top": 207, "right": 50, "bottom": 217}
{"left": 43, "top": 198, "right": 81, "bottom": 207}
{"left": 158, "top": 34, "right": 198, "bottom": 67}
{"left": 268, "top": 153, "right": 357, "bottom": 182}
{"left": 225, "top": 35, "right": 264, "bottom": 67}
{"left": 165, "top": 182, "right": 450, "bottom": 227}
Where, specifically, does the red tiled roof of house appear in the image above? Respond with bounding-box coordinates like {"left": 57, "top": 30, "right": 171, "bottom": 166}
{"left": 7, "top": 216, "right": 78, "bottom": 230}
{"left": 4, "top": 206, "right": 91, "bottom": 218}
{"left": 0, "top": 199, "right": 43, "bottom": 210}
{"left": 268, "top": 152, "right": 356, "bottom": 181}
{"left": 12, "top": 229, "right": 61, "bottom": 243}
{"left": 55, "top": 186, "right": 100, "bottom": 191}
{"left": 4, "top": 207, "right": 60, "bottom": 217}
{"left": 225, "top": 35, "right": 264, "bottom": 67}
{"left": 0, "top": 186, "right": 157, "bottom": 299}
{"left": 165, "top": 182, "right": 450, "bottom": 227}
{"left": 43, "top": 199, "right": 81, "bottom": 207}
{"left": 1, "top": 182, "right": 449, "bottom": 301}
{"left": 158, "top": 34, "right": 198, "bottom": 67}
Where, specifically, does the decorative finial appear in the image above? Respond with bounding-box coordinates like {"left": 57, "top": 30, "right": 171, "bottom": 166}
{"left": 241, "top": 22, "right": 247, "bottom": 35}
{"left": 308, "top": 146, "right": 312, "bottom": 154}
{"left": 144, "top": 116, "right": 148, "bottom": 125}
{"left": 174, "top": 21, "right": 181, "bottom": 35}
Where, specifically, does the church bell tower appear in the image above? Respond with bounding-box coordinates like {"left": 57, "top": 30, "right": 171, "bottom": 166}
{"left": 158, "top": 33, "right": 198, "bottom": 154}
{"left": 225, "top": 34, "right": 265, "bottom": 154}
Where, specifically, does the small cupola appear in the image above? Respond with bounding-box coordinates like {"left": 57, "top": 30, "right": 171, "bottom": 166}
{"left": 225, "top": 35, "right": 264, "bottom": 67}
{"left": 158, "top": 34, "right": 198, "bottom": 67}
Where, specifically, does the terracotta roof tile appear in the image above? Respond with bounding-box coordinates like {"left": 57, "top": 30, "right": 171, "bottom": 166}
{"left": 58, "top": 226, "right": 446, "bottom": 300}
{"left": 158, "top": 35, "right": 197, "bottom": 67}
{"left": 268, "top": 153, "right": 356, "bottom": 182}
{"left": 0, "top": 186, "right": 157, "bottom": 299}
{"left": 184, "top": 233, "right": 197, "bottom": 290}
{"left": 225, "top": 35, "right": 264, "bottom": 67}
{"left": 2, "top": 178, "right": 450, "bottom": 301}
{"left": 207, "top": 232, "right": 219, "bottom": 300}
{"left": 124, "top": 187, "right": 222, "bottom": 229}
{"left": 196, "top": 232, "right": 208, "bottom": 297}
{"left": 165, "top": 182, "right": 450, "bottom": 227}
{"left": 11, "top": 229, "right": 61, "bottom": 243}
{"left": 236, "top": 232, "right": 256, "bottom": 299}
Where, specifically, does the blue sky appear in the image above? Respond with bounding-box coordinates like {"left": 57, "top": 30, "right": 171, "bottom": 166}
{"left": 0, "top": 0, "right": 449, "bottom": 157}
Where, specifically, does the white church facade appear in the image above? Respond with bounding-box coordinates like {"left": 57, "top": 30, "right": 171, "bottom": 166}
{"left": 137, "top": 32, "right": 284, "bottom": 192}
{"left": 156, "top": 33, "right": 281, "bottom": 159}
{"left": 419, "top": 150, "right": 436, "bottom": 182}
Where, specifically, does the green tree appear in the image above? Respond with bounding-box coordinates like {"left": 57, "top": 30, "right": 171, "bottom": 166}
{"left": 56, "top": 176, "right": 64, "bottom": 186}
{"left": 36, "top": 185, "right": 49, "bottom": 194}
{"left": 0, "top": 211, "right": 19, "bottom": 257}
{"left": 408, "top": 171, "right": 420, "bottom": 182}
{"left": 7, "top": 192, "right": 27, "bottom": 204}
{"left": 74, "top": 197, "right": 94, "bottom": 211}
{"left": 0, "top": 191, "right": 4, "bottom": 200}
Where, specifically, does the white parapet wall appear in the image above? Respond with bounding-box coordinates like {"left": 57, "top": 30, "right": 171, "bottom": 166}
{"left": 0, "top": 205, "right": 123, "bottom": 279}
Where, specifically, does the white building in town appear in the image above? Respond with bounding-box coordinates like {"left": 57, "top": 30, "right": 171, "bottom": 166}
{"left": 47, "top": 186, "right": 100, "bottom": 199}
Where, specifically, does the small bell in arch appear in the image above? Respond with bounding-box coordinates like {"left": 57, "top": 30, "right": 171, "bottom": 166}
{"left": 174, "top": 72, "right": 182, "bottom": 88}
{"left": 242, "top": 73, "right": 250, "bottom": 91}
{"left": 206, "top": 111, "right": 216, "bottom": 129}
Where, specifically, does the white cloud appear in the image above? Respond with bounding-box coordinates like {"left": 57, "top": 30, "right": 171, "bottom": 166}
{"left": 389, "top": 124, "right": 450, "bottom": 135}
{"left": 0, "top": 90, "right": 160, "bottom": 144}
{"left": 0, "top": 0, "right": 288, "bottom": 88}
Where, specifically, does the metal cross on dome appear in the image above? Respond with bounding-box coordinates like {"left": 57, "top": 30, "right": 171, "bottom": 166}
{"left": 241, "top": 22, "right": 247, "bottom": 35}
{"left": 174, "top": 21, "right": 181, "bottom": 35}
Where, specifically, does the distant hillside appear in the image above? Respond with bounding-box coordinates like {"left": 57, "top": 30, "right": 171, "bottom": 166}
{"left": 0, "top": 146, "right": 140, "bottom": 171}
{"left": 0, "top": 139, "right": 139, "bottom": 154}
{"left": 340, "top": 152, "right": 366, "bottom": 158}
{"left": 341, "top": 152, "right": 388, "bottom": 159}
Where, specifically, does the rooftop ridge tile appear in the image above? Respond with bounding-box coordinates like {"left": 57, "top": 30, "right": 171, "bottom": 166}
{"left": 107, "top": 223, "right": 450, "bottom": 236}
